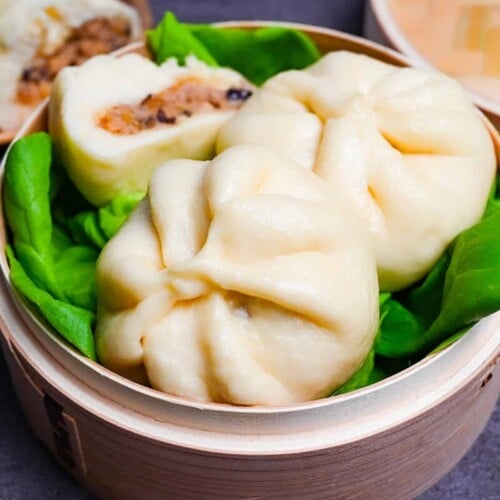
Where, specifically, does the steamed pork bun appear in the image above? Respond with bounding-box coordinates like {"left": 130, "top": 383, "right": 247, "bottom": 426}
{"left": 49, "top": 53, "right": 253, "bottom": 206}
{"left": 0, "top": 0, "right": 142, "bottom": 137}
{"left": 218, "top": 51, "right": 497, "bottom": 291}
{"left": 96, "top": 145, "right": 379, "bottom": 405}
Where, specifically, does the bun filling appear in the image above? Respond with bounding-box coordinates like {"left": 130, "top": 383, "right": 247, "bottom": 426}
{"left": 98, "top": 79, "right": 253, "bottom": 135}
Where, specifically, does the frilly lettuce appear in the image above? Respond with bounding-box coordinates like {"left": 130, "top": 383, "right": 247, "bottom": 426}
{"left": 3, "top": 133, "right": 142, "bottom": 358}
{"left": 148, "top": 12, "right": 321, "bottom": 85}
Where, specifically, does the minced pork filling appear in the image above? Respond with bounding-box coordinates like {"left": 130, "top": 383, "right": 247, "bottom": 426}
{"left": 16, "top": 16, "right": 132, "bottom": 106}
{"left": 98, "top": 80, "right": 253, "bottom": 135}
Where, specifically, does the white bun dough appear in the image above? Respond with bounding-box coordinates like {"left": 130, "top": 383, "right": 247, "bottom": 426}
{"left": 49, "top": 54, "right": 251, "bottom": 206}
{"left": 217, "top": 51, "right": 497, "bottom": 291}
{"left": 0, "top": 0, "right": 141, "bottom": 133}
{"left": 96, "top": 145, "right": 379, "bottom": 405}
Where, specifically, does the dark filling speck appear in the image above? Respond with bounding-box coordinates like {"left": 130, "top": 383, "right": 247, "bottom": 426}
{"left": 157, "top": 108, "right": 176, "bottom": 124}
{"left": 141, "top": 94, "right": 153, "bottom": 105}
{"left": 226, "top": 88, "right": 253, "bottom": 101}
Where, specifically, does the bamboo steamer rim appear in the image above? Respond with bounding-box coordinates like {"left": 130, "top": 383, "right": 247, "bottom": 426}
{"left": 0, "top": 22, "right": 499, "bottom": 454}
{"left": 2, "top": 280, "right": 499, "bottom": 455}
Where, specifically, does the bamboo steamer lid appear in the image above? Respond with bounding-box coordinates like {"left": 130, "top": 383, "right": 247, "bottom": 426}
{"left": 0, "top": 23, "right": 499, "bottom": 500}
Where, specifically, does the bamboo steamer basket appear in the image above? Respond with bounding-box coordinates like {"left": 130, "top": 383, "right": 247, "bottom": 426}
{"left": 364, "top": 0, "right": 500, "bottom": 130}
{"left": 0, "top": 23, "right": 499, "bottom": 500}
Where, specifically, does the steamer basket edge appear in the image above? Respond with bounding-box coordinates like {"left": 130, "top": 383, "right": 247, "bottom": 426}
{"left": 0, "top": 23, "right": 499, "bottom": 499}
{"left": 0, "top": 289, "right": 498, "bottom": 499}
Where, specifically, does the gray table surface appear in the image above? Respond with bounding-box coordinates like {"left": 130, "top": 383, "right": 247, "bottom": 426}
{"left": 1, "top": 1, "right": 499, "bottom": 498}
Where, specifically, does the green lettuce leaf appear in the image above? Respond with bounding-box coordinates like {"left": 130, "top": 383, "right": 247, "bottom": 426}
{"left": 68, "top": 192, "right": 144, "bottom": 249}
{"left": 3, "top": 134, "right": 143, "bottom": 358}
{"left": 148, "top": 11, "right": 217, "bottom": 66}
{"left": 190, "top": 25, "right": 321, "bottom": 85}
{"left": 375, "top": 299, "right": 425, "bottom": 358}
{"left": 4, "top": 133, "right": 98, "bottom": 358}
{"left": 148, "top": 12, "right": 321, "bottom": 85}
{"left": 376, "top": 209, "right": 500, "bottom": 359}
{"left": 7, "top": 246, "right": 96, "bottom": 360}
{"left": 334, "top": 349, "right": 375, "bottom": 395}
{"left": 54, "top": 246, "right": 99, "bottom": 311}
{"left": 375, "top": 252, "right": 450, "bottom": 357}
{"left": 424, "top": 211, "right": 500, "bottom": 345}
{"left": 4, "top": 133, "right": 61, "bottom": 297}
{"left": 429, "top": 327, "right": 469, "bottom": 356}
